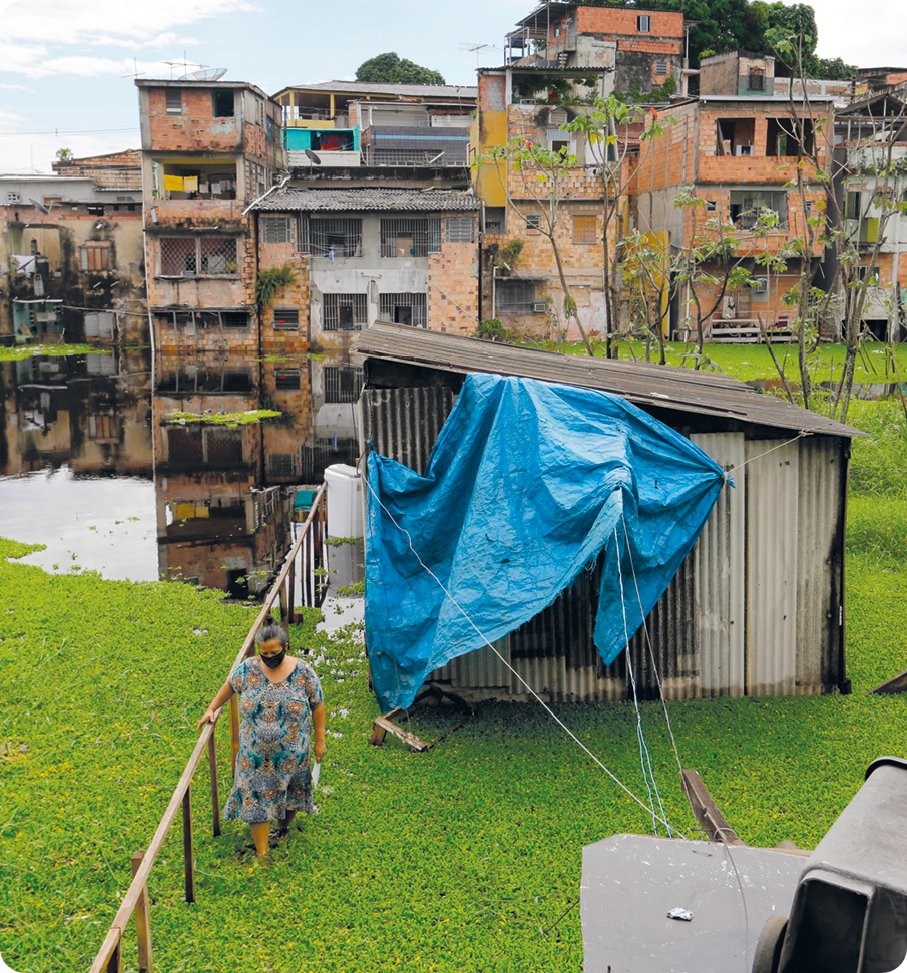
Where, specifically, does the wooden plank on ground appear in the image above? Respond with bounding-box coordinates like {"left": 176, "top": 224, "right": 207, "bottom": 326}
{"left": 871, "top": 668, "right": 907, "bottom": 695}
{"left": 369, "top": 714, "right": 429, "bottom": 752}
{"left": 682, "top": 769, "right": 746, "bottom": 846}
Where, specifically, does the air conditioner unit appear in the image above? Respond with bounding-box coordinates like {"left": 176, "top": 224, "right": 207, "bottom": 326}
{"left": 520, "top": 98, "right": 536, "bottom": 105}
{"left": 752, "top": 278, "right": 768, "bottom": 293}
{"left": 532, "top": 302, "right": 547, "bottom": 313}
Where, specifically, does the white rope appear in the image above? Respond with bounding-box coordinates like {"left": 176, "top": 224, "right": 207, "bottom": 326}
{"left": 726, "top": 432, "right": 807, "bottom": 477}
{"left": 362, "top": 461, "right": 684, "bottom": 836}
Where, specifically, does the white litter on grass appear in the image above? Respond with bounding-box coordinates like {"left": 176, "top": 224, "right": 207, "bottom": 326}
{"left": 336, "top": 708, "right": 350, "bottom": 719}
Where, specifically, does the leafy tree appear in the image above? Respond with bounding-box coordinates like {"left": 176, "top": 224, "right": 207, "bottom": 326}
{"left": 55, "top": 147, "right": 73, "bottom": 163}
{"left": 356, "top": 53, "right": 445, "bottom": 86}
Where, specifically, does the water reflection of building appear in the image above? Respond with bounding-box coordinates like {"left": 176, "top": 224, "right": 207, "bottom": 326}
{"left": 0, "top": 346, "right": 152, "bottom": 477}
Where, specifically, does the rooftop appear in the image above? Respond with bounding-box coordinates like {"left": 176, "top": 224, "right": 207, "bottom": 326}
{"left": 251, "top": 186, "right": 482, "bottom": 213}
{"left": 354, "top": 323, "right": 865, "bottom": 439}
{"left": 274, "top": 80, "right": 477, "bottom": 100}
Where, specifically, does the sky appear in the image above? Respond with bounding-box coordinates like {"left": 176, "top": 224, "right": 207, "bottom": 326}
{"left": 0, "top": 0, "right": 903, "bottom": 175}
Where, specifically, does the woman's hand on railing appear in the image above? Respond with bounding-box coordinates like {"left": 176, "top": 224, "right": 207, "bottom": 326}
{"left": 196, "top": 707, "right": 219, "bottom": 731}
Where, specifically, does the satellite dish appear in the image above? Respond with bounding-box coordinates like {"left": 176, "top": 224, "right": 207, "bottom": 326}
{"left": 305, "top": 149, "right": 322, "bottom": 165}
{"left": 28, "top": 197, "right": 49, "bottom": 214}
{"left": 179, "top": 68, "right": 228, "bottom": 82}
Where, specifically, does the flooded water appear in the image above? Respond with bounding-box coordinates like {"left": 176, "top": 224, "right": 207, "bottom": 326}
{"left": 0, "top": 343, "right": 363, "bottom": 599}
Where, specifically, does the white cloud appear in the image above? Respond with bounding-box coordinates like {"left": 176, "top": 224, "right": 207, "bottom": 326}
{"left": 0, "top": 41, "right": 169, "bottom": 79}
{"left": 2, "top": 0, "right": 260, "bottom": 47}
{"left": 0, "top": 82, "right": 32, "bottom": 90}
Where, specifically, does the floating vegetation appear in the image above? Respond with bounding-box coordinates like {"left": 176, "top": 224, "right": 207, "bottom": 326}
{"left": 164, "top": 408, "right": 282, "bottom": 427}
{"left": 0, "top": 343, "right": 111, "bottom": 362}
{"left": 255, "top": 354, "right": 295, "bottom": 363}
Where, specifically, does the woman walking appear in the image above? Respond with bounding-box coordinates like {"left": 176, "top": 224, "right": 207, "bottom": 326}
{"left": 197, "top": 620, "right": 326, "bottom": 859}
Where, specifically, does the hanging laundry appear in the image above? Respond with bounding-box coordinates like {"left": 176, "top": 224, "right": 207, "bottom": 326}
{"left": 163, "top": 174, "right": 184, "bottom": 192}
{"left": 183, "top": 175, "right": 198, "bottom": 192}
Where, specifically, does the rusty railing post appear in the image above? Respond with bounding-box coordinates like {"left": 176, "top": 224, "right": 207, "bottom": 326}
{"left": 288, "top": 557, "right": 296, "bottom": 625}
{"left": 278, "top": 574, "right": 288, "bottom": 625}
{"left": 206, "top": 731, "right": 221, "bottom": 838}
{"left": 131, "top": 851, "right": 154, "bottom": 972}
{"left": 182, "top": 784, "right": 196, "bottom": 904}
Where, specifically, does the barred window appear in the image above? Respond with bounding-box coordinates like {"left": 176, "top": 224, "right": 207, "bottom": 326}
{"left": 379, "top": 292, "right": 427, "bottom": 328}
{"left": 273, "top": 308, "right": 299, "bottom": 330}
{"left": 159, "top": 236, "right": 237, "bottom": 276}
{"left": 165, "top": 88, "right": 182, "bottom": 114}
{"left": 79, "top": 241, "right": 110, "bottom": 271}
{"left": 275, "top": 367, "right": 301, "bottom": 389}
{"left": 380, "top": 218, "right": 441, "bottom": 257}
{"left": 324, "top": 365, "right": 364, "bottom": 404}
{"left": 524, "top": 214, "right": 541, "bottom": 231}
{"left": 496, "top": 280, "right": 537, "bottom": 313}
{"left": 267, "top": 453, "right": 301, "bottom": 478}
{"left": 261, "top": 217, "right": 291, "bottom": 245}
{"left": 221, "top": 312, "right": 249, "bottom": 329}
{"left": 445, "top": 216, "right": 475, "bottom": 244}
{"left": 572, "top": 215, "right": 597, "bottom": 243}
{"left": 308, "top": 219, "right": 362, "bottom": 257}
{"left": 323, "top": 293, "right": 368, "bottom": 331}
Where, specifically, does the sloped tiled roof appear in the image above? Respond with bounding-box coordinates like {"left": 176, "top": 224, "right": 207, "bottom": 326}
{"left": 251, "top": 187, "right": 482, "bottom": 213}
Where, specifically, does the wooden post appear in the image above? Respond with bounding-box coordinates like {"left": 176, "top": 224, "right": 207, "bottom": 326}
{"left": 278, "top": 575, "right": 288, "bottom": 625}
{"left": 206, "top": 732, "right": 221, "bottom": 838}
{"left": 131, "top": 851, "right": 153, "bottom": 973}
{"left": 229, "top": 694, "right": 240, "bottom": 777}
{"left": 181, "top": 784, "right": 196, "bottom": 904}
{"left": 101, "top": 930, "right": 122, "bottom": 973}
{"left": 681, "top": 769, "right": 746, "bottom": 845}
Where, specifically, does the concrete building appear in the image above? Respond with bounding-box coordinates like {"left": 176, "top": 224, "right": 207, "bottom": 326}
{"left": 0, "top": 152, "right": 146, "bottom": 345}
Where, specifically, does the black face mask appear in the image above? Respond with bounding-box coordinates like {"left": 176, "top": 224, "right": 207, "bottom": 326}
{"left": 260, "top": 648, "right": 286, "bottom": 669}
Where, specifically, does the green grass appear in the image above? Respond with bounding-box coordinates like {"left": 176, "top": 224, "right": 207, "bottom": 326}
{"left": 3, "top": 363, "right": 907, "bottom": 972}
{"left": 544, "top": 339, "right": 907, "bottom": 385}
{"left": 0, "top": 343, "right": 112, "bottom": 362}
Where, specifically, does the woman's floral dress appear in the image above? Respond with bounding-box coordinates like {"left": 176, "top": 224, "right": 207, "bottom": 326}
{"left": 222, "top": 657, "right": 324, "bottom": 823}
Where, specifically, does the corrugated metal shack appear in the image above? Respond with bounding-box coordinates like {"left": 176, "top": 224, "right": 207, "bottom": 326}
{"left": 354, "top": 323, "right": 866, "bottom": 702}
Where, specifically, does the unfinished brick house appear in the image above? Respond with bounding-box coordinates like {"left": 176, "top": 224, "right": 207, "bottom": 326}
{"left": 0, "top": 153, "right": 146, "bottom": 345}
{"left": 249, "top": 186, "right": 482, "bottom": 346}
{"left": 505, "top": 2, "right": 685, "bottom": 98}
{"left": 632, "top": 64, "right": 835, "bottom": 339}
{"left": 135, "top": 78, "right": 284, "bottom": 358}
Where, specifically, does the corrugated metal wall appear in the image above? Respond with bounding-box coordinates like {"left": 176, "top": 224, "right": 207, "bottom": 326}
{"left": 361, "top": 386, "right": 847, "bottom": 702}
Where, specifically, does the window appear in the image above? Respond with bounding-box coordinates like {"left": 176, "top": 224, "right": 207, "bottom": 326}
{"left": 221, "top": 312, "right": 249, "bottom": 329}
{"left": 547, "top": 128, "right": 576, "bottom": 157}
{"left": 267, "top": 453, "right": 301, "bottom": 478}
{"left": 846, "top": 191, "right": 863, "bottom": 221}
{"left": 484, "top": 207, "right": 505, "bottom": 233}
{"left": 637, "top": 14, "right": 651, "bottom": 31}
{"left": 445, "top": 217, "right": 476, "bottom": 244}
{"left": 379, "top": 292, "right": 427, "bottom": 328}
{"left": 573, "top": 215, "right": 597, "bottom": 243}
{"left": 165, "top": 89, "right": 182, "bottom": 115}
{"left": 273, "top": 308, "right": 299, "bottom": 330}
{"left": 749, "top": 68, "right": 765, "bottom": 91}
{"left": 212, "top": 90, "right": 234, "bottom": 118}
{"left": 79, "top": 241, "right": 110, "bottom": 271}
{"left": 261, "top": 217, "right": 291, "bottom": 245}
{"left": 654, "top": 60, "right": 669, "bottom": 77}
{"left": 324, "top": 365, "right": 364, "bottom": 404}
{"left": 7, "top": 193, "right": 19, "bottom": 203}
{"left": 716, "top": 118, "right": 756, "bottom": 156}
{"left": 705, "top": 200, "right": 717, "bottom": 211}
{"left": 766, "top": 117, "right": 814, "bottom": 156}
{"left": 306, "top": 218, "right": 362, "bottom": 257}
{"left": 524, "top": 214, "right": 541, "bottom": 231}
{"left": 323, "top": 293, "right": 368, "bottom": 331}
{"left": 496, "top": 280, "right": 537, "bottom": 313}
{"left": 159, "top": 236, "right": 237, "bottom": 276}
{"left": 167, "top": 426, "right": 244, "bottom": 467}
{"left": 729, "top": 191, "right": 787, "bottom": 229}
{"left": 380, "top": 218, "right": 441, "bottom": 257}
{"left": 275, "top": 368, "right": 301, "bottom": 390}
{"left": 84, "top": 311, "right": 114, "bottom": 339}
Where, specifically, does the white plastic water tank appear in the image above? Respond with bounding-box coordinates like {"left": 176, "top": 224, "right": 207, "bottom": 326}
{"left": 323, "top": 463, "right": 364, "bottom": 539}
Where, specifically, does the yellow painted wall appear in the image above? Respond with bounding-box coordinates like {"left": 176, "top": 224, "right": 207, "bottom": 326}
{"left": 470, "top": 111, "right": 508, "bottom": 208}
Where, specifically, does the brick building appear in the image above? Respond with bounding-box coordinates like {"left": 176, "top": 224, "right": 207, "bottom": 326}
{"left": 632, "top": 86, "right": 835, "bottom": 338}
{"left": 505, "top": 2, "right": 685, "bottom": 98}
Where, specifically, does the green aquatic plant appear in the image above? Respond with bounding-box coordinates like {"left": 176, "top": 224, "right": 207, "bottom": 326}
{"left": 0, "top": 343, "right": 111, "bottom": 362}
{"left": 164, "top": 409, "right": 281, "bottom": 428}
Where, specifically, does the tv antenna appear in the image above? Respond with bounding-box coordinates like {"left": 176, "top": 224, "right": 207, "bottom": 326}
{"left": 458, "top": 42, "right": 498, "bottom": 70}
{"left": 163, "top": 52, "right": 207, "bottom": 79}
{"left": 121, "top": 57, "right": 146, "bottom": 80}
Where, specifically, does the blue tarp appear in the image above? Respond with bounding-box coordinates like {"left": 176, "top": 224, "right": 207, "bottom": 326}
{"left": 364, "top": 374, "right": 728, "bottom": 710}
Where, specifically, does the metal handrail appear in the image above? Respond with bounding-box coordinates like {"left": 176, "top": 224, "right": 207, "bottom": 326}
{"left": 88, "top": 482, "right": 328, "bottom": 973}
